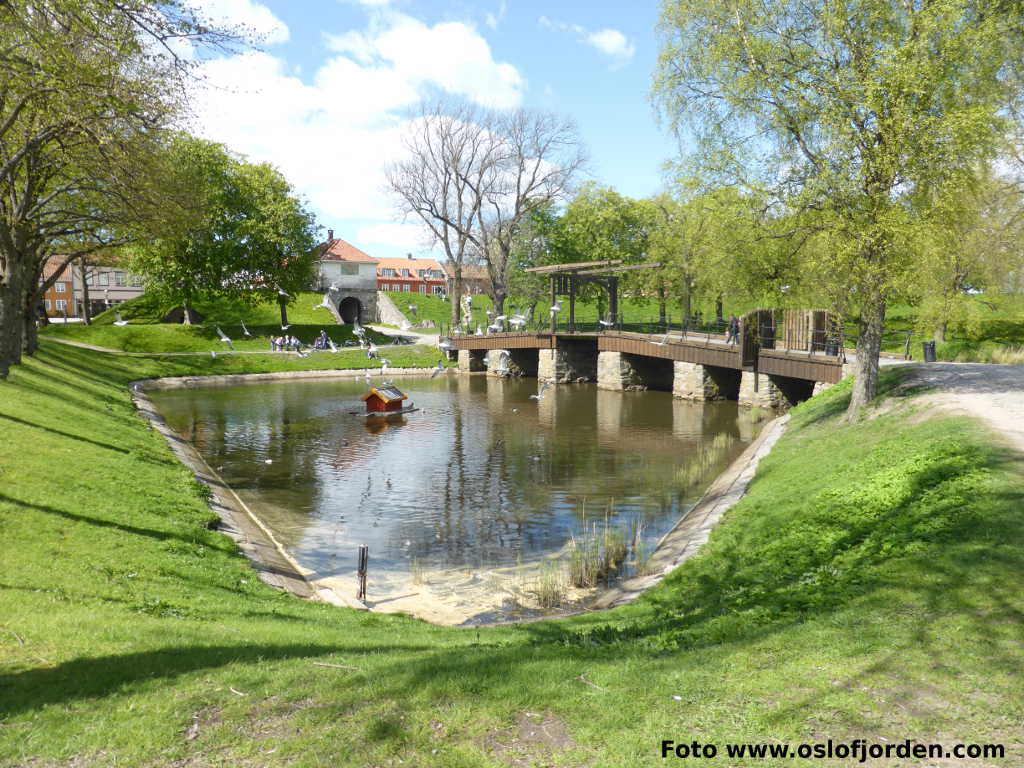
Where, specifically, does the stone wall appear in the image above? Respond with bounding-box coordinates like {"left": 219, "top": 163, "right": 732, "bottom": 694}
{"left": 375, "top": 291, "right": 408, "bottom": 326}
{"left": 458, "top": 349, "right": 486, "bottom": 373}
{"left": 672, "top": 362, "right": 740, "bottom": 401}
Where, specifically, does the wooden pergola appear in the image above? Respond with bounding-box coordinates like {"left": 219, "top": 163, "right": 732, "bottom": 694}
{"left": 524, "top": 260, "right": 662, "bottom": 332}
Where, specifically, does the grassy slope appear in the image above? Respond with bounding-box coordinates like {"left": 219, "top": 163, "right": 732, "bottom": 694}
{"left": 1, "top": 347, "right": 1023, "bottom": 766}
{"left": 40, "top": 293, "right": 392, "bottom": 353}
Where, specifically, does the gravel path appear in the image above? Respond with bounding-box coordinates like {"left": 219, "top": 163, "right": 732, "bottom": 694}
{"left": 906, "top": 363, "right": 1024, "bottom": 453}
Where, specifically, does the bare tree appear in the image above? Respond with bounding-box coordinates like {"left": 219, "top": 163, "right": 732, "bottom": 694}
{"left": 386, "top": 102, "right": 586, "bottom": 325}
{"left": 470, "top": 110, "right": 586, "bottom": 315}
{"left": 385, "top": 101, "right": 499, "bottom": 327}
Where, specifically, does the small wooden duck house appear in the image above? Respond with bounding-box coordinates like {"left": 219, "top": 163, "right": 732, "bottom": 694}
{"left": 361, "top": 384, "right": 408, "bottom": 413}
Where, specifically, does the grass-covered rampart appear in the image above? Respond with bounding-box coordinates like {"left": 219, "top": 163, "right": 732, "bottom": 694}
{"left": 1, "top": 347, "right": 1022, "bottom": 766}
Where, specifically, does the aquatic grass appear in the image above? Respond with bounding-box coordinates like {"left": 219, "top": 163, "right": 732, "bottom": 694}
{"left": 531, "top": 561, "right": 567, "bottom": 609}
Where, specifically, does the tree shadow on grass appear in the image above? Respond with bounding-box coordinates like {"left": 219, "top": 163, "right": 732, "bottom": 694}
{"left": 0, "top": 643, "right": 434, "bottom": 718}
{"left": 0, "top": 493, "right": 198, "bottom": 547}
{"left": 0, "top": 413, "right": 130, "bottom": 455}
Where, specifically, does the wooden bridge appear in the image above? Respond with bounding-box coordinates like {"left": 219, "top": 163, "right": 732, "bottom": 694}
{"left": 453, "top": 311, "right": 847, "bottom": 409}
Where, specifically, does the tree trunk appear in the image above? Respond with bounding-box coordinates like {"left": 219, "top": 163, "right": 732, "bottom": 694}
{"left": 278, "top": 296, "right": 289, "bottom": 328}
{"left": 715, "top": 296, "right": 724, "bottom": 325}
{"left": 451, "top": 269, "right": 463, "bottom": 329}
{"left": 658, "top": 285, "right": 666, "bottom": 325}
{"left": 81, "top": 262, "right": 92, "bottom": 325}
{"left": 682, "top": 289, "right": 692, "bottom": 324}
{"left": 845, "top": 297, "right": 886, "bottom": 420}
{"left": 182, "top": 301, "right": 193, "bottom": 325}
{"left": 0, "top": 266, "right": 25, "bottom": 378}
{"left": 934, "top": 320, "right": 947, "bottom": 345}
{"left": 492, "top": 290, "right": 506, "bottom": 317}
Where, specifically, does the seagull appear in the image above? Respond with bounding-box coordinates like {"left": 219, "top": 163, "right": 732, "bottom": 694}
{"left": 486, "top": 309, "right": 494, "bottom": 318}
{"left": 215, "top": 326, "right": 234, "bottom": 350}
{"left": 364, "top": 369, "right": 372, "bottom": 384}
{"left": 241, "top": 322, "right": 253, "bottom": 338}
{"left": 550, "top": 301, "right": 562, "bottom": 315}
{"left": 529, "top": 381, "right": 551, "bottom": 401}
{"left": 438, "top": 338, "right": 455, "bottom": 352}
{"left": 328, "top": 338, "right": 339, "bottom": 353}
{"left": 380, "top": 358, "right": 391, "bottom": 377}
{"left": 653, "top": 333, "right": 670, "bottom": 346}
{"left": 598, "top": 318, "right": 614, "bottom": 329}
{"left": 494, "top": 314, "right": 507, "bottom": 323}
{"left": 328, "top": 282, "right": 340, "bottom": 293}
{"left": 475, "top": 324, "right": 483, "bottom": 336}
{"left": 264, "top": 458, "right": 272, "bottom": 464}
{"left": 509, "top": 314, "right": 527, "bottom": 329}
{"left": 113, "top": 311, "right": 128, "bottom": 326}
{"left": 314, "top": 295, "right": 332, "bottom": 311}
{"left": 431, "top": 359, "right": 445, "bottom": 378}
{"left": 487, "top": 323, "right": 503, "bottom": 334}
{"left": 281, "top": 322, "right": 292, "bottom": 331}
{"left": 277, "top": 287, "right": 290, "bottom": 297}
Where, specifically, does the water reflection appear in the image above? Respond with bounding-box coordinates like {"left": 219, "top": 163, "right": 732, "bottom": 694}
{"left": 151, "top": 375, "right": 762, "bottom": 622}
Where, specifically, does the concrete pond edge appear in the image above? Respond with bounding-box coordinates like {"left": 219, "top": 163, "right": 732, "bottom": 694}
{"left": 589, "top": 413, "right": 790, "bottom": 610}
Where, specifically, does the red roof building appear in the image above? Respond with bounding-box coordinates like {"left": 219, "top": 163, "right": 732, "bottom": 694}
{"left": 377, "top": 254, "right": 446, "bottom": 295}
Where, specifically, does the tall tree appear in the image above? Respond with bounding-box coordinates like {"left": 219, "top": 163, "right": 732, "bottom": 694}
{"left": 128, "top": 136, "right": 319, "bottom": 324}
{"left": 385, "top": 101, "right": 498, "bottom": 328}
{"left": 653, "top": 0, "right": 1022, "bottom": 417}
{"left": 0, "top": 0, "right": 241, "bottom": 377}
{"left": 471, "top": 109, "right": 586, "bottom": 315}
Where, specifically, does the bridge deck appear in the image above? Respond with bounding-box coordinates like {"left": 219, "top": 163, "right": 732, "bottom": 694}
{"left": 453, "top": 330, "right": 844, "bottom": 383}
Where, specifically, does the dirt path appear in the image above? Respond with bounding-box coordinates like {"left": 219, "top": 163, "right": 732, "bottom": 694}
{"left": 906, "top": 363, "right": 1024, "bottom": 453}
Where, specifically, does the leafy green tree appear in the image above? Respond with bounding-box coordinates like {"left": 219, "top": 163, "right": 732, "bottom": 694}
{"left": 549, "top": 183, "right": 650, "bottom": 320}
{"left": 653, "top": 0, "right": 1022, "bottom": 416}
{"left": 912, "top": 170, "right": 1024, "bottom": 343}
{"left": 0, "top": 0, "right": 241, "bottom": 377}
{"left": 129, "top": 136, "right": 318, "bottom": 325}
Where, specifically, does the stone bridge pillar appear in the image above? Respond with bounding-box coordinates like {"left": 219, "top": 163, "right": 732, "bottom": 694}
{"left": 673, "top": 362, "right": 741, "bottom": 401}
{"left": 538, "top": 340, "right": 598, "bottom": 383}
{"left": 458, "top": 349, "right": 486, "bottom": 373}
{"left": 739, "top": 372, "right": 781, "bottom": 408}
{"left": 598, "top": 351, "right": 672, "bottom": 391}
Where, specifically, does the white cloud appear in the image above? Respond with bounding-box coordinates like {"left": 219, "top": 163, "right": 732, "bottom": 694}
{"left": 190, "top": 0, "right": 289, "bottom": 44}
{"left": 326, "top": 14, "right": 524, "bottom": 109}
{"left": 538, "top": 17, "right": 635, "bottom": 69}
{"left": 357, "top": 222, "right": 433, "bottom": 253}
{"left": 485, "top": 0, "right": 507, "bottom": 30}
{"left": 189, "top": 12, "right": 526, "bottom": 256}
{"left": 585, "top": 29, "right": 635, "bottom": 63}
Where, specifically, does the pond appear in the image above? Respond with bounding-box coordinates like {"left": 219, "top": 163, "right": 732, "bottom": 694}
{"left": 150, "top": 374, "right": 764, "bottom": 624}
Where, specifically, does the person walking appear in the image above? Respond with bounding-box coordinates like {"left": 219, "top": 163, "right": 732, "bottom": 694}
{"left": 726, "top": 315, "right": 740, "bottom": 345}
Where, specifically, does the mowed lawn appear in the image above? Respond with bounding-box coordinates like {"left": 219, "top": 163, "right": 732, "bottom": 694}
{"left": 1, "top": 344, "right": 1023, "bottom": 766}
{"left": 40, "top": 293, "right": 394, "bottom": 353}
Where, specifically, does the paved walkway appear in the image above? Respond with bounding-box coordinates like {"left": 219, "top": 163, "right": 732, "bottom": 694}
{"left": 905, "top": 362, "right": 1024, "bottom": 454}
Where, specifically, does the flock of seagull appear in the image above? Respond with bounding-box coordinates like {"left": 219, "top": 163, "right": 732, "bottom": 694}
{"left": 107, "top": 287, "right": 561, "bottom": 403}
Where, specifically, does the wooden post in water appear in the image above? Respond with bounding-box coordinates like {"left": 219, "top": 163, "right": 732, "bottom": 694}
{"left": 356, "top": 545, "right": 368, "bottom": 601}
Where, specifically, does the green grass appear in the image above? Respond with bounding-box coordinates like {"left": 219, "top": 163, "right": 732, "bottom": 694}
{"left": 1, "top": 347, "right": 1023, "bottom": 766}
{"left": 40, "top": 293, "right": 394, "bottom": 353}
{"left": 382, "top": 290, "right": 493, "bottom": 332}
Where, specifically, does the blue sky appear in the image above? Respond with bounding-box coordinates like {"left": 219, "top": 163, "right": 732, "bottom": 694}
{"left": 190, "top": 0, "right": 680, "bottom": 259}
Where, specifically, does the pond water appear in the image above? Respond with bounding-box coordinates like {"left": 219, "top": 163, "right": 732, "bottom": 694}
{"left": 150, "top": 375, "right": 764, "bottom": 624}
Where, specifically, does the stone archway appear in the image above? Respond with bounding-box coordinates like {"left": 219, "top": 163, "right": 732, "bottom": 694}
{"left": 339, "top": 296, "right": 362, "bottom": 324}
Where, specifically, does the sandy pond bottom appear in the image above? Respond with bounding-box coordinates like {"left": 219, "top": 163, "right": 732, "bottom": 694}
{"left": 149, "top": 373, "right": 764, "bottom": 624}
